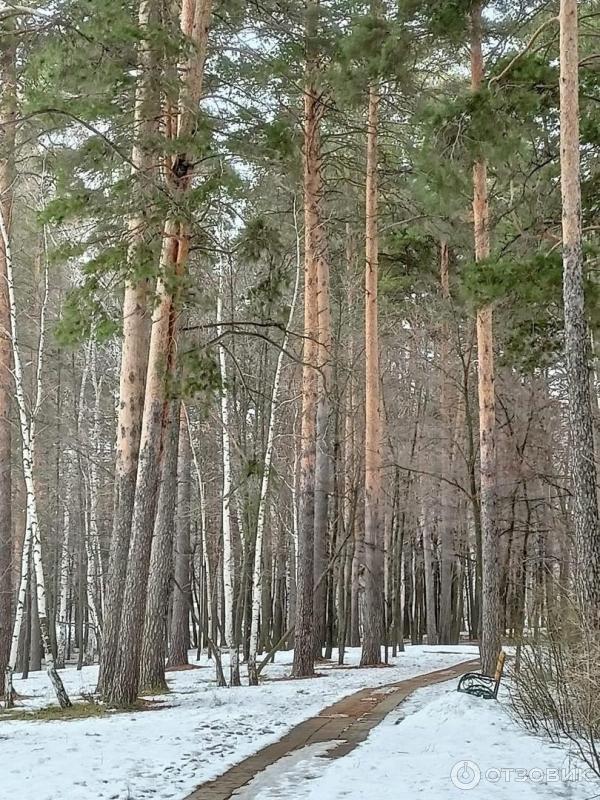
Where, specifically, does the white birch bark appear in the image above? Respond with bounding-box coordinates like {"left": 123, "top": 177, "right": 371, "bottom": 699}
{"left": 217, "top": 249, "right": 239, "bottom": 686}
{"left": 5, "top": 222, "right": 50, "bottom": 701}
{"left": 0, "top": 209, "right": 71, "bottom": 708}
{"left": 77, "top": 339, "right": 101, "bottom": 663}
{"left": 247, "top": 202, "right": 301, "bottom": 685}
{"left": 4, "top": 510, "right": 31, "bottom": 705}
{"left": 90, "top": 349, "right": 105, "bottom": 609}
{"left": 55, "top": 465, "right": 72, "bottom": 671}
{"left": 87, "top": 344, "right": 104, "bottom": 647}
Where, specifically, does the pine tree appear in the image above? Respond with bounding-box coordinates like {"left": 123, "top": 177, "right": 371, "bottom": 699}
{"left": 98, "top": 0, "right": 158, "bottom": 696}
{"left": 361, "top": 59, "right": 384, "bottom": 668}
{"left": 559, "top": 0, "right": 600, "bottom": 618}
{"left": 470, "top": 1, "right": 501, "bottom": 677}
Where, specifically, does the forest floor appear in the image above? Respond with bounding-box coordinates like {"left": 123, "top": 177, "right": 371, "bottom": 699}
{"left": 3, "top": 645, "right": 598, "bottom": 800}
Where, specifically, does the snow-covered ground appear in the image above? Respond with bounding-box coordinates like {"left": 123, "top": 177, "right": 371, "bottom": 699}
{"left": 1, "top": 645, "right": 478, "bottom": 800}
{"left": 243, "top": 680, "right": 600, "bottom": 800}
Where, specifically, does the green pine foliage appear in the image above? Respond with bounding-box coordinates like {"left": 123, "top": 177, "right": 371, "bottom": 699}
{"left": 13, "top": 0, "right": 600, "bottom": 379}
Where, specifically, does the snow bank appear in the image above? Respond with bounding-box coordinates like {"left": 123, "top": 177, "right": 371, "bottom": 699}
{"left": 259, "top": 680, "right": 600, "bottom": 800}
{"left": 0, "top": 645, "right": 477, "bottom": 800}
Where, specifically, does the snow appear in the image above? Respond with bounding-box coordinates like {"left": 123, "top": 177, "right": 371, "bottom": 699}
{"left": 0, "top": 645, "right": 478, "bottom": 800}
{"left": 5, "top": 645, "right": 594, "bottom": 800}
{"left": 245, "top": 680, "right": 600, "bottom": 800}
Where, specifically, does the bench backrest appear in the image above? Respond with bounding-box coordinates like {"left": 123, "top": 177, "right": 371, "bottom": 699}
{"left": 493, "top": 651, "right": 506, "bottom": 697}
{"left": 494, "top": 651, "right": 506, "bottom": 682}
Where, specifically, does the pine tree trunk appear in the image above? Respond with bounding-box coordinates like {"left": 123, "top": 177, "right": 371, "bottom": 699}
{"left": 106, "top": 224, "right": 182, "bottom": 707}
{"left": 140, "top": 402, "right": 180, "bottom": 692}
{"left": 471, "top": 3, "right": 501, "bottom": 676}
{"left": 105, "top": 0, "right": 212, "bottom": 707}
{"left": 0, "top": 18, "right": 15, "bottom": 695}
{"left": 361, "top": 81, "right": 384, "bottom": 666}
{"left": 559, "top": 0, "right": 600, "bottom": 617}
{"left": 292, "top": 66, "right": 321, "bottom": 678}
{"left": 99, "top": 0, "right": 158, "bottom": 696}
{"left": 168, "top": 403, "right": 191, "bottom": 668}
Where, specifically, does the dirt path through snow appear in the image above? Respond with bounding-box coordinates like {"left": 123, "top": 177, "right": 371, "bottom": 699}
{"left": 185, "top": 658, "right": 480, "bottom": 800}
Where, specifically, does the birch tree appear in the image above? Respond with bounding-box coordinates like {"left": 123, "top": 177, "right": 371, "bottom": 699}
{"left": 55, "top": 454, "right": 74, "bottom": 671}
{"left": 0, "top": 14, "right": 15, "bottom": 694}
{"left": 217, "top": 247, "right": 240, "bottom": 687}
{"left": 0, "top": 209, "right": 71, "bottom": 708}
{"left": 79, "top": 340, "right": 103, "bottom": 663}
{"left": 248, "top": 203, "right": 301, "bottom": 685}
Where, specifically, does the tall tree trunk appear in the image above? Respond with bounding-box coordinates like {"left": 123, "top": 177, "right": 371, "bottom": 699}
{"left": 55, "top": 459, "right": 73, "bottom": 670}
{"left": 361, "top": 80, "right": 384, "bottom": 666}
{"left": 313, "top": 193, "right": 332, "bottom": 660}
{"left": 438, "top": 241, "right": 455, "bottom": 643}
{"left": 559, "top": 0, "right": 600, "bottom": 617}
{"left": 420, "top": 478, "right": 438, "bottom": 646}
{"left": 5, "top": 522, "right": 30, "bottom": 706}
{"left": 140, "top": 402, "right": 180, "bottom": 692}
{"left": 0, "top": 207, "right": 71, "bottom": 708}
{"left": 82, "top": 342, "right": 103, "bottom": 663}
{"left": 217, "top": 250, "right": 240, "bottom": 687}
{"left": 0, "top": 17, "right": 15, "bottom": 695}
{"left": 19, "top": 567, "right": 32, "bottom": 678}
{"left": 248, "top": 209, "right": 301, "bottom": 684}
{"left": 471, "top": 3, "right": 501, "bottom": 676}
{"left": 107, "top": 224, "right": 180, "bottom": 707}
{"left": 105, "top": 0, "right": 212, "bottom": 707}
{"left": 29, "top": 580, "right": 42, "bottom": 672}
{"left": 343, "top": 226, "right": 360, "bottom": 652}
{"left": 168, "top": 403, "right": 192, "bottom": 668}
{"left": 99, "top": 0, "right": 158, "bottom": 696}
{"left": 292, "top": 3, "right": 322, "bottom": 677}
